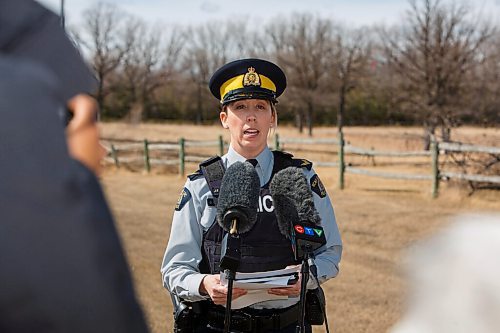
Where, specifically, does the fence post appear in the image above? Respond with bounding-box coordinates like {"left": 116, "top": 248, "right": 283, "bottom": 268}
{"left": 179, "top": 137, "right": 185, "bottom": 176}
{"left": 143, "top": 139, "right": 151, "bottom": 173}
{"left": 431, "top": 138, "right": 439, "bottom": 198}
{"left": 218, "top": 135, "right": 224, "bottom": 156}
{"left": 274, "top": 133, "right": 280, "bottom": 151}
{"left": 338, "top": 131, "right": 345, "bottom": 190}
{"left": 110, "top": 144, "right": 119, "bottom": 168}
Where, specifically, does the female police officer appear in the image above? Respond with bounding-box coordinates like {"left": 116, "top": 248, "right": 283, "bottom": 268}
{"left": 161, "top": 58, "right": 342, "bottom": 332}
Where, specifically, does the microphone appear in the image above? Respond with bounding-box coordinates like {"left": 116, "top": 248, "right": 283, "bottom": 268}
{"left": 271, "top": 167, "right": 328, "bottom": 333}
{"left": 270, "top": 167, "right": 326, "bottom": 260}
{"left": 216, "top": 161, "right": 260, "bottom": 271}
{"left": 217, "top": 161, "right": 260, "bottom": 234}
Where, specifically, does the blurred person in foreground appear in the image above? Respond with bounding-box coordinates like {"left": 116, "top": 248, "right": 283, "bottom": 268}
{"left": 0, "top": 0, "right": 103, "bottom": 173}
{"left": 390, "top": 213, "right": 500, "bottom": 333}
{"left": 0, "top": 0, "right": 148, "bottom": 332}
{"left": 161, "top": 58, "right": 342, "bottom": 332}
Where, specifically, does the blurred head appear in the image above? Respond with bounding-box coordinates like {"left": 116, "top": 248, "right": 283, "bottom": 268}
{"left": 390, "top": 214, "right": 500, "bottom": 333}
{"left": 66, "top": 94, "right": 106, "bottom": 175}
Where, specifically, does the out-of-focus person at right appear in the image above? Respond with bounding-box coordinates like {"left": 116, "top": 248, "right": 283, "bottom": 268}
{"left": 390, "top": 213, "right": 500, "bottom": 333}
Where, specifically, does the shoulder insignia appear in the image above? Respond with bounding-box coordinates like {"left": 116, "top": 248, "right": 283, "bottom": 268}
{"left": 292, "top": 158, "right": 313, "bottom": 171}
{"left": 310, "top": 174, "right": 327, "bottom": 198}
{"left": 187, "top": 169, "right": 203, "bottom": 181}
{"left": 175, "top": 187, "right": 192, "bottom": 211}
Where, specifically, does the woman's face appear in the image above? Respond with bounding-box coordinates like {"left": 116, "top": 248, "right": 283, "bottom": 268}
{"left": 220, "top": 98, "right": 275, "bottom": 158}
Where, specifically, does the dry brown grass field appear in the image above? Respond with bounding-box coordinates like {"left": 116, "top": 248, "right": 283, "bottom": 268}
{"left": 98, "top": 123, "right": 499, "bottom": 333}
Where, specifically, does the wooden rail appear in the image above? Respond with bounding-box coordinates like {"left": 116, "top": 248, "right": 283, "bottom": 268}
{"left": 101, "top": 133, "right": 499, "bottom": 197}
{"left": 345, "top": 167, "right": 433, "bottom": 181}
{"left": 275, "top": 134, "right": 499, "bottom": 197}
{"left": 439, "top": 142, "right": 500, "bottom": 154}
{"left": 102, "top": 135, "right": 227, "bottom": 176}
{"left": 344, "top": 146, "right": 431, "bottom": 157}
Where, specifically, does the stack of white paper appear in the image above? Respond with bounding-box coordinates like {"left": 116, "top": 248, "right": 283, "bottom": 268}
{"left": 219, "top": 265, "right": 301, "bottom": 309}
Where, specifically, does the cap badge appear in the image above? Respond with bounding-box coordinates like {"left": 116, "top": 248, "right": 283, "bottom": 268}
{"left": 243, "top": 67, "right": 261, "bottom": 87}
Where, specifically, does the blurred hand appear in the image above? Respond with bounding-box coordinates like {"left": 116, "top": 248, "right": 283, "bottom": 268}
{"left": 200, "top": 274, "right": 247, "bottom": 305}
{"left": 66, "top": 94, "right": 106, "bottom": 175}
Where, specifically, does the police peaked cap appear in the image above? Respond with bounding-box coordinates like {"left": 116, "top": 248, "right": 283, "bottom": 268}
{"left": 209, "top": 58, "right": 287, "bottom": 105}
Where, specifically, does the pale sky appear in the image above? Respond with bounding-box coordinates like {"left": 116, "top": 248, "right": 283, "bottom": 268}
{"left": 36, "top": 0, "right": 500, "bottom": 29}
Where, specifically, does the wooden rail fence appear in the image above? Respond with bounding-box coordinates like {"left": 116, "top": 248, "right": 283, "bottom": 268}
{"left": 103, "top": 136, "right": 226, "bottom": 176}
{"left": 101, "top": 133, "right": 500, "bottom": 198}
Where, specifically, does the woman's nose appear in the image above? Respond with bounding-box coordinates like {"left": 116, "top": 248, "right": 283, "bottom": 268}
{"left": 246, "top": 109, "right": 257, "bottom": 122}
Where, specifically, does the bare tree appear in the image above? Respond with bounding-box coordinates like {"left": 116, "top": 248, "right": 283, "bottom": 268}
{"left": 332, "top": 27, "right": 372, "bottom": 133}
{"left": 468, "top": 30, "right": 500, "bottom": 125}
{"left": 76, "top": 2, "right": 133, "bottom": 112}
{"left": 183, "top": 21, "right": 247, "bottom": 123}
{"left": 120, "top": 20, "right": 186, "bottom": 123}
{"left": 380, "top": 0, "right": 494, "bottom": 148}
{"left": 266, "top": 14, "right": 335, "bottom": 136}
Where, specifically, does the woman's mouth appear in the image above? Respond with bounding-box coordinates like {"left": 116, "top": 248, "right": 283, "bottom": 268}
{"left": 243, "top": 129, "right": 260, "bottom": 138}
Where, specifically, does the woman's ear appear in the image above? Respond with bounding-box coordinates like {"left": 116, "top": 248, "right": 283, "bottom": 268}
{"left": 220, "top": 111, "right": 228, "bottom": 129}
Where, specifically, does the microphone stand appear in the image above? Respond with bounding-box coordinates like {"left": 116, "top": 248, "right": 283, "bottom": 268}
{"left": 220, "top": 219, "right": 240, "bottom": 333}
{"left": 223, "top": 268, "right": 235, "bottom": 333}
{"left": 296, "top": 244, "right": 312, "bottom": 333}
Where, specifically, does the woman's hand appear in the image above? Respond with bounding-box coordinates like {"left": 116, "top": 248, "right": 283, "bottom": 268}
{"left": 200, "top": 274, "right": 248, "bottom": 305}
{"left": 267, "top": 273, "right": 301, "bottom": 297}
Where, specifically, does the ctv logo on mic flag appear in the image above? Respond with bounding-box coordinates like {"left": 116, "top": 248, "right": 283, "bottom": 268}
{"left": 291, "top": 222, "right": 327, "bottom": 260}
{"left": 294, "top": 224, "right": 324, "bottom": 238}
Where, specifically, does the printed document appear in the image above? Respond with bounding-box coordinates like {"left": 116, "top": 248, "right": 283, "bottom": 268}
{"left": 220, "top": 265, "right": 300, "bottom": 309}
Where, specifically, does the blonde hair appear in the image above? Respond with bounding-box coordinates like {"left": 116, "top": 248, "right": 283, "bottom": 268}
{"left": 269, "top": 103, "right": 278, "bottom": 138}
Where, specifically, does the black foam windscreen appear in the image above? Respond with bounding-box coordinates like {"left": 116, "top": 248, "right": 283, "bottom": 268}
{"left": 270, "top": 167, "right": 321, "bottom": 239}
{"left": 216, "top": 161, "right": 260, "bottom": 234}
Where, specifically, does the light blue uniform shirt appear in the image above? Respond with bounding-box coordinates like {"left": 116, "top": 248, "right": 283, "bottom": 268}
{"left": 161, "top": 145, "right": 342, "bottom": 309}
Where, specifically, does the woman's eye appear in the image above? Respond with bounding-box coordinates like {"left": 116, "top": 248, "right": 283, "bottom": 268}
{"left": 235, "top": 104, "right": 246, "bottom": 110}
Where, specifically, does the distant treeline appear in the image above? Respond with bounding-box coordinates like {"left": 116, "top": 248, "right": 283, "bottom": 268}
{"left": 73, "top": 0, "right": 500, "bottom": 141}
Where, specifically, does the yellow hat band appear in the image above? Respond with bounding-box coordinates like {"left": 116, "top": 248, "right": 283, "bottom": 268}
{"left": 219, "top": 74, "right": 276, "bottom": 102}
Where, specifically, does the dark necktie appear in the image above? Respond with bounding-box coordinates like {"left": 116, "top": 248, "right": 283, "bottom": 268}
{"left": 246, "top": 159, "right": 258, "bottom": 167}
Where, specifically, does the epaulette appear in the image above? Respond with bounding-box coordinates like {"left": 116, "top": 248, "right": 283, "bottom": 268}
{"left": 291, "top": 158, "right": 313, "bottom": 171}
{"left": 273, "top": 150, "right": 294, "bottom": 159}
{"left": 272, "top": 150, "right": 313, "bottom": 171}
{"left": 187, "top": 169, "right": 203, "bottom": 181}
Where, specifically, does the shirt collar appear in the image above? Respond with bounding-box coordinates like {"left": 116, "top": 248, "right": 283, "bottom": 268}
{"left": 225, "top": 146, "right": 273, "bottom": 186}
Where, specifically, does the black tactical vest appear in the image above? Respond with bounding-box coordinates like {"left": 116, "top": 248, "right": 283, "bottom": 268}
{"left": 198, "top": 151, "right": 311, "bottom": 274}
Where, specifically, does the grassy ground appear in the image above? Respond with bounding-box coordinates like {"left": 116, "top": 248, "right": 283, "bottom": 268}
{"left": 98, "top": 123, "right": 499, "bottom": 333}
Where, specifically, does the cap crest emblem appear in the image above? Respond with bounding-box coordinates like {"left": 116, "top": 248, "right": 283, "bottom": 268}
{"left": 243, "top": 67, "right": 261, "bottom": 87}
